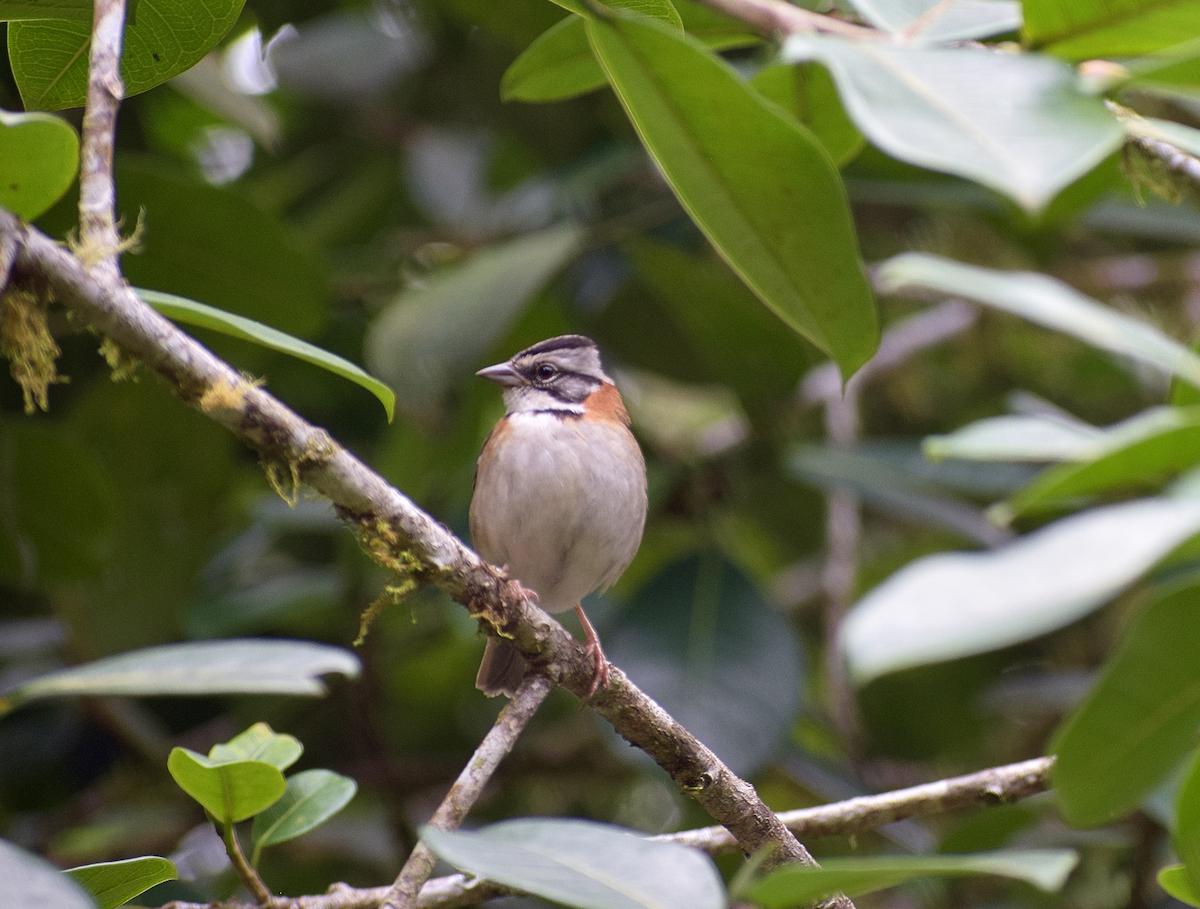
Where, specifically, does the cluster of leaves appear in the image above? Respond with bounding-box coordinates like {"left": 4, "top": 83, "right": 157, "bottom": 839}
{"left": 7, "top": 0, "right": 1200, "bottom": 904}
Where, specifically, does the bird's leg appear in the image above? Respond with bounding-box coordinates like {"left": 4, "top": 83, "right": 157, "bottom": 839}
{"left": 574, "top": 604, "right": 610, "bottom": 700}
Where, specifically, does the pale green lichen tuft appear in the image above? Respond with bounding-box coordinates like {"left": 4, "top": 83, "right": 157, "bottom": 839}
{"left": 0, "top": 287, "right": 66, "bottom": 414}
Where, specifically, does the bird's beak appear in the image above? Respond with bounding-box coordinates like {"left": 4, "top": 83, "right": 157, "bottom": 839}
{"left": 476, "top": 362, "right": 522, "bottom": 387}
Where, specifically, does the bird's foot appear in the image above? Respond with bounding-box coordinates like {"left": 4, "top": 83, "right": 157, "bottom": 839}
{"left": 574, "top": 604, "right": 610, "bottom": 701}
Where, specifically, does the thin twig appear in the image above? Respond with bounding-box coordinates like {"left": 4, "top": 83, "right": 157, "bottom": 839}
{"left": 657, "top": 755, "right": 1055, "bottom": 853}
{"left": 381, "top": 675, "right": 552, "bottom": 909}
{"left": 78, "top": 0, "right": 126, "bottom": 277}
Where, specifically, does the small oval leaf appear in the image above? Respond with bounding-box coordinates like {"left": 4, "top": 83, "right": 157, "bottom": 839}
{"left": 251, "top": 769, "right": 357, "bottom": 848}
{"left": 167, "top": 748, "right": 287, "bottom": 824}
{"left": 209, "top": 722, "right": 303, "bottom": 771}
{"left": 67, "top": 857, "right": 177, "bottom": 909}
{"left": 0, "top": 109, "right": 78, "bottom": 219}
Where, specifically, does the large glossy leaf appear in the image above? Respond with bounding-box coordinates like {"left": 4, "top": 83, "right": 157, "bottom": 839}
{"left": 364, "top": 223, "right": 584, "bottom": 424}
{"left": 0, "top": 109, "right": 78, "bottom": 219}
{"left": 842, "top": 497, "right": 1200, "bottom": 684}
{"left": 924, "top": 408, "right": 1187, "bottom": 464}
{"left": 209, "top": 722, "right": 303, "bottom": 770}
{"left": 167, "top": 748, "right": 286, "bottom": 824}
{"left": 1, "top": 838, "right": 96, "bottom": 909}
{"left": 1053, "top": 580, "right": 1200, "bottom": 826}
{"left": 587, "top": 11, "right": 878, "bottom": 375}
{"left": 137, "top": 289, "right": 395, "bottom": 422}
{"left": 847, "top": 0, "right": 1021, "bottom": 41}
{"left": 501, "top": 3, "right": 753, "bottom": 103}
{"left": 0, "top": 639, "right": 361, "bottom": 714}
{"left": 1178, "top": 751, "right": 1200, "bottom": 896}
{"left": 782, "top": 38, "right": 1121, "bottom": 212}
{"left": 8, "top": 0, "right": 245, "bottom": 110}
{"left": 422, "top": 818, "right": 725, "bottom": 909}
{"left": 606, "top": 554, "right": 803, "bottom": 777}
{"left": 250, "top": 769, "right": 357, "bottom": 849}
{"left": 878, "top": 253, "right": 1200, "bottom": 388}
{"left": 0, "top": 0, "right": 89, "bottom": 20}
{"left": 67, "top": 857, "right": 177, "bottom": 909}
{"left": 748, "top": 849, "right": 1078, "bottom": 906}
{"left": 117, "top": 161, "right": 326, "bottom": 337}
{"left": 1024, "top": 0, "right": 1200, "bottom": 60}
{"left": 1006, "top": 407, "right": 1200, "bottom": 516}
{"left": 749, "top": 63, "right": 863, "bottom": 168}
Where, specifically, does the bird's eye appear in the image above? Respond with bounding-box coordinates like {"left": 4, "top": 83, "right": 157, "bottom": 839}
{"left": 535, "top": 363, "right": 556, "bottom": 381}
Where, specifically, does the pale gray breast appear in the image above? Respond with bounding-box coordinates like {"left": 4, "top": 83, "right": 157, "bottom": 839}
{"left": 470, "top": 411, "right": 647, "bottom": 612}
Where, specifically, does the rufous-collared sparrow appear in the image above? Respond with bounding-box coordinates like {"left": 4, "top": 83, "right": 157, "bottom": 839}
{"left": 470, "top": 334, "right": 648, "bottom": 698}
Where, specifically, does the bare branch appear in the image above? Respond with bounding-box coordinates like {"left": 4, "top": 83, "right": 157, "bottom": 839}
{"left": 78, "top": 0, "right": 126, "bottom": 277}
{"left": 660, "top": 756, "right": 1055, "bottom": 854}
{"left": 382, "top": 675, "right": 552, "bottom": 909}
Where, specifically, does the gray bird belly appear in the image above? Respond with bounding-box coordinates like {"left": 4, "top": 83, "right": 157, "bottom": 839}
{"left": 471, "top": 414, "right": 645, "bottom": 612}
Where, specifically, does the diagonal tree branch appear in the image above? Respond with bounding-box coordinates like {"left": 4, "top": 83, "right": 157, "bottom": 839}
{"left": 0, "top": 208, "right": 820, "bottom": 873}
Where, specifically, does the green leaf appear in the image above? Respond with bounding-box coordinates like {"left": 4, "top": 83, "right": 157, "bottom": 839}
{"left": 843, "top": 497, "right": 1200, "bottom": 684}
{"left": 168, "top": 748, "right": 286, "bottom": 824}
{"left": 209, "top": 722, "right": 303, "bottom": 771}
{"left": 587, "top": 11, "right": 878, "bottom": 375}
{"left": 924, "top": 411, "right": 1160, "bottom": 463}
{"left": 782, "top": 38, "right": 1122, "bottom": 212}
{"left": 1178, "top": 751, "right": 1200, "bottom": 897}
{"left": 0, "top": 109, "right": 78, "bottom": 219}
{"left": 117, "top": 161, "right": 326, "bottom": 338}
{"left": 364, "top": 223, "right": 585, "bottom": 424}
{"left": 137, "top": 289, "right": 395, "bottom": 422}
{"left": 0, "top": 0, "right": 90, "bottom": 21}
{"left": 0, "top": 838, "right": 96, "bottom": 909}
{"left": 1007, "top": 407, "right": 1200, "bottom": 516}
{"left": 877, "top": 253, "right": 1200, "bottom": 389}
{"left": 503, "top": 16, "right": 608, "bottom": 101}
{"left": 422, "top": 818, "right": 725, "bottom": 909}
{"left": 66, "top": 857, "right": 177, "bottom": 909}
{"left": 1160, "top": 864, "right": 1200, "bottom": 907}
{"left": 607, "top": 554, "right": 803, "bottom": 777}
{"left": 502, "top": 4, "right": 755, "bottom": 104}
{"left": 749, "top": 63, "right": 863, "bottom": 168}
{"left": 749, "top": 850, "right": 1078, "bottom": 906}
{"left": 1024, "top": 0, "right": 1200, "bottom": 61}
{"left": 847, "top": 0, "right": 1021, "bottom": 41}
{"left": 250, "top": 769, "right": 357, "bottom": 849}
{"left": 8, "top": 0, "right": 246, "bottom": 110}
{"left": 1052, "top": 580, "right": 1200, "bottom": 826}
{"left": 0, "top": 639, "right": 361, "bottom": 714}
